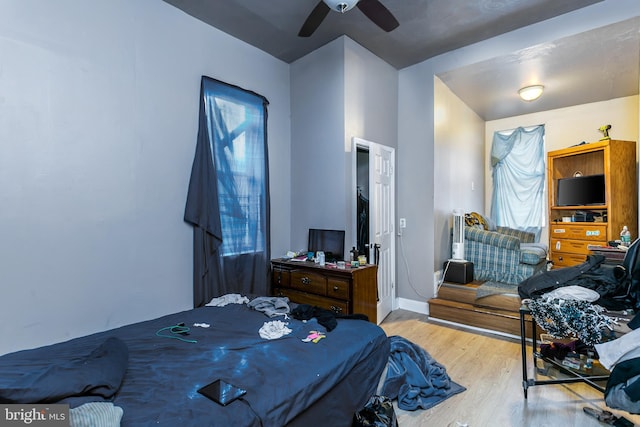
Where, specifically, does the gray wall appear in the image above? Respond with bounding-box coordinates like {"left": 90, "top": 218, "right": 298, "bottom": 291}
{"left": 290, "top": 40, "right": 346, "bottom": 255}
{"left": 290, "top": 37, "right": 397, "bottom": 258}
{"left": 432, "top": 77, "right": 485, "bottom": 282}
{"left": 0, "top": 0, "right": 291, "bottom": 355}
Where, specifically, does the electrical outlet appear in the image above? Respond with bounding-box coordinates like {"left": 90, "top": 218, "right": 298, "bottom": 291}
{"left": 399, "top": 218, "right": 406, "bottom": 228}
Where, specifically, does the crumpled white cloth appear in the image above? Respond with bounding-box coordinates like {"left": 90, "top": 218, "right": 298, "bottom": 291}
{"left": 206, "top": 293, "right": 249, "bottom": 307}
{"left": 259, "top": 320, "right": 292, "bottom": 340}
{"left": 595, "top": 327, "right": 640, "bottom": 371}
{"left": 542, "top": 285, "right": 600, "bottom": 302}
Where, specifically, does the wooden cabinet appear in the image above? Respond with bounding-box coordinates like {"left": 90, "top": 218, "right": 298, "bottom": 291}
{"left": 550, "top": 223, "right": 608, "bottom": 267}
{"left": 548, "top": 139, "right": 637, "bottom": 267}
{"left": 271, "top": 259, "right": 378, "bottom": 323}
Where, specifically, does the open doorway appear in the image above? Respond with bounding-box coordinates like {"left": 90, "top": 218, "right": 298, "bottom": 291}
{"left": 356, "top": 147, "right": 370, "bottom": 256}
{"left": 353, "top": 137, "right": 396, "bottom": 324}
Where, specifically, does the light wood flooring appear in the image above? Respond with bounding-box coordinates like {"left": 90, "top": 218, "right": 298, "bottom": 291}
{"left": 379, "top": 309, "right": 640, "bottom": 427}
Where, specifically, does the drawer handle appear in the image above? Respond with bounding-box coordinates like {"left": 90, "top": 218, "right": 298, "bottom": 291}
{"left": 333, "top": 285, "right": 339, "bottom": 291}
{"left": 330, "top": 305, "right": 343, "bottom": 313}
{"left": 558, "top": 256, "right": 563, "bottom": 261}
{"left": 301, "top": 277, "right": 311, "bottom": 285}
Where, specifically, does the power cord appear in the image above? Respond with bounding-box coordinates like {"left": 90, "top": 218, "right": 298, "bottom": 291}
{"left": 156, "top": 323, "right": 197, "bottom": 343}
{"left": 437, "top": 260, "right": 453, "bottom": 296}
{"left": 398, "top": 232, "right": 429, "bottom": 299}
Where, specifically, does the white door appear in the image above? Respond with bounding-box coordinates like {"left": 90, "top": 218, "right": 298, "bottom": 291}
{"left": 353, "top": 137, "right": 396, "bottom": 324}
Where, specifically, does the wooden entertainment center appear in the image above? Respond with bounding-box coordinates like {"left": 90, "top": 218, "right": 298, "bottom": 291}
{"left": 548, "top": 139, "right": 638, "bottom": 267}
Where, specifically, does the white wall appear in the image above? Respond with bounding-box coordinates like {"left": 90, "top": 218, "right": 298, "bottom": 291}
{"left": 0, "top": 0, "right": 291, "bottom": 355}
{"left": 485, "top": 95, "right": 639, "bottom": 245}
{"left": 398, "top": 0, "right": 640, "bottom": 307}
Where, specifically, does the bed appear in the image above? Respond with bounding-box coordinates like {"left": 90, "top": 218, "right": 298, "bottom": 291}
{"left": 0, "top": 300, "right": 390, "bottom": 426}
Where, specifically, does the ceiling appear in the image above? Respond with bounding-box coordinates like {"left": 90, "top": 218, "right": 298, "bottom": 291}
{"left": 163, "top": 0, "right": 639, "bottom": 120}
{"left": 439, "top": 16, "right": 640, "bottom": 120}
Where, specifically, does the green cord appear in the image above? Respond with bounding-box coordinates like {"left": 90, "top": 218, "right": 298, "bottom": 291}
{"left": 155, "top": 324, "right": 197, "bottom": 343}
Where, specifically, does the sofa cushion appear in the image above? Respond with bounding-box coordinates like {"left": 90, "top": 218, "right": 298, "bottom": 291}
{"left": 520, "top": 243, "right": 548, "bottom": 265}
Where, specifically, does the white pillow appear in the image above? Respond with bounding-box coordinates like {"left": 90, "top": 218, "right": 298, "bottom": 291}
{"left": 70, "top": 402, "right": 123, "bottom": 427}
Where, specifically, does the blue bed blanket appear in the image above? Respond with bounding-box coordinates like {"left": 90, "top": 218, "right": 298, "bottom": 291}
{"left": 380, "top": 335, "right": 465, "bottom": 410}
{"left": 0, "top": 303, "right": 389, "bottom": 427}
{"left": 0, "top": 336, "right": 128, "bottom": 404}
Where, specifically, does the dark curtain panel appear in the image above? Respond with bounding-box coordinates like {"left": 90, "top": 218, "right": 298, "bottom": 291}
{"left": 184, "top": 77, "right": 270, "bottom": 307}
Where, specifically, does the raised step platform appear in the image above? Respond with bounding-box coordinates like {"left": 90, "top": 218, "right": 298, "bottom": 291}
{"left": 428, "top": 281, "right": 530, "bottom": 337}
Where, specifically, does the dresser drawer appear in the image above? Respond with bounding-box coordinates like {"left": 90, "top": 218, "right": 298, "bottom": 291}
{"left": 551, "top": 251, "right": 587, "bottom": 268}
{"left": 272, "top": 269, "right": 290, "bottom": 287}
{"left": 550, "top": 223, "right": 607, "bottom": 241}
{"left": 290, "top": 270, "right": 327, "bottom": 295}
{"left": 327, "top": 277, "right": 350, "bottom": 300}
{"left": 273, "top": 288, "right": 348, "bottom": 314}
{"left": 551, "top": 238, "right": 607, "bottom": 255}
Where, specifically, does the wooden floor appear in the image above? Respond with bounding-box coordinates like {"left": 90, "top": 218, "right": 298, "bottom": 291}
{"left": 379, "top": 309, "right": 640, "bottom": 427}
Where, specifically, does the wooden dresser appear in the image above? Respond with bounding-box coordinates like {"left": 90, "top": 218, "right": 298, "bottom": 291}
{"left": 270, "top": 259, "right": 378, "bottom": 324}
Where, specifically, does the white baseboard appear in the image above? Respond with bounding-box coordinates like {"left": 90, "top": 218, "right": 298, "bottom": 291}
{"left": 397, "top": 297, "right": 429, "bottom": 315}
{"left": 427, "top": 316, "right": 520, "bottom": 340}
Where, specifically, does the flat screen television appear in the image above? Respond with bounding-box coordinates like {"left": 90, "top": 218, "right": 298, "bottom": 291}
{"left": 308, "top": 228, "right": 345, "bottom": 262}
{"left": 556, "top": 174, "right": 606, "bottom": 206}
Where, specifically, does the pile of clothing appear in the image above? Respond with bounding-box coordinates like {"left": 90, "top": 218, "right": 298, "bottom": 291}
{"left": 518, "top": 239, "right": 640, "bottom": 414}
{"left": 596, "top": 314, "right": 640, "bottom": 414}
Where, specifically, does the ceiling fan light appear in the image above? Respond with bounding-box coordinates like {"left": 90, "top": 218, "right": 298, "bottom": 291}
{"left": 323, "top": 0, "right": 358, "bottom": 13}
{"left": 518, "top": 85, "right": 544, "bottom": 102}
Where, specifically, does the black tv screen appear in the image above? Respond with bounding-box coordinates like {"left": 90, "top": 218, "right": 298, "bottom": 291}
{"left": 556, "top": 174, "right": 605, "bottom": 206}
{"left": 308, "top": 228, "right": 345, "bottom": 261}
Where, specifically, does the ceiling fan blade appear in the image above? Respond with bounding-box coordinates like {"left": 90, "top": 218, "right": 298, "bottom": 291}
{"left": 298, "top": 1, "right": 331, "bottom": 37}
{"left": 357, "top": 0, "right": 399, "bottom": 32}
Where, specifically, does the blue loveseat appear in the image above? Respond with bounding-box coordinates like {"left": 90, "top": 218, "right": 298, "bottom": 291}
{"left": 464, "top": 225, "right": 548, "bottom": 285}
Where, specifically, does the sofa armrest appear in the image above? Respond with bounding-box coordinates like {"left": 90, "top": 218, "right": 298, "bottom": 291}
{"left": 464, "top": 226, "right": 520, "bottom": 251}
{"left": 496, "top": 226, "right": 535, "bottom": 243}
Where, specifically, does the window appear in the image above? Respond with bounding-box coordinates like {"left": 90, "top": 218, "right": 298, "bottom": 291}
{"left": 490, "top": 125, "right": 545, "bottom": 240}
{"left": 184, "top": 77, "right": 270, "bottom": 303}
{"left": 202, "top": 80, "right": 268, "bottom": 256}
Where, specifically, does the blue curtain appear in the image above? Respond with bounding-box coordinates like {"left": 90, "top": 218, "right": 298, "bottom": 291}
{"left": 184, "top": 77, "right": 270, "bottom": 307}
{"left": 490, "top": 125, "right": 545, "bottom": 240}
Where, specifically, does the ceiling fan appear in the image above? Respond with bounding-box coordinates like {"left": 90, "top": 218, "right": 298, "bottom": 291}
{"left": 298, "top": 0, "right": 399, "bottom": 37}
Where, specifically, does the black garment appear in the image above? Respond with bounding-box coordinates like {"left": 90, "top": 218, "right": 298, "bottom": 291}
{"left": 518, "top": 254, "right": 636, "bottom": 310}
{"left": 291, "top": 304, "right": 369, "bottom": 332}
{"left": 629, "top": 312, "right": 640, "bottom": 330}
{"left": 518, "top": 255, "right": 605, "bottom": 299}
{"left": 606, "top": 357, "right": 640, "bottom": 403}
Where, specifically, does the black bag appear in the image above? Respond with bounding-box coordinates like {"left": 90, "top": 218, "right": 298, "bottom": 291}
{"left": 352, "top": 395, "right": 398, "bottom": 427}
{"left": 621, "top": 238, "right": 640, "bottom": 310}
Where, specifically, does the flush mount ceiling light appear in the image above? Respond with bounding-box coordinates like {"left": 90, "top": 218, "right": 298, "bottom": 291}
{"left": 323, "top": 0, "right": 358, "bottom": 13}
{"left": 518, "top": 85, "right": 544, "bottom": 102}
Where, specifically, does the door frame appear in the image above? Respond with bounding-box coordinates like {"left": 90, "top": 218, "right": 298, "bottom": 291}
{"left": 351, "top": 137, "right": 397, "bottom": 321}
